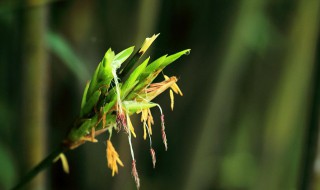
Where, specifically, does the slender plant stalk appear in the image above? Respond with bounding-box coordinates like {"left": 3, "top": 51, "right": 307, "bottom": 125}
{"left": 257, "top": 1, "right": 320, "bottom": 189}
{"left": 184, "top": 0, "right": 266, "bottom": 188}
{"left": 11, "top": 126, "right": 112, "bottom": 190}
{"left": 11, "top": 146, "right": 67, "bottom": 190}
{"left": 298, "top": 46, "right": 320, "bottom": 189}
{"left": 21, "top": 0, "right": 48, "bottom": 189}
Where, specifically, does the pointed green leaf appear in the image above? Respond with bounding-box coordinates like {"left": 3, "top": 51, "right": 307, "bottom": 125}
{"left": 80, "top": 90, "right": 101, "bottom": 117}
{"left": 112, "top": 46, "right": 135, "bottom": 69}
{"left": 119, "top": 50, "right": 142, "bottom": 78}
{"left": 103, "top": 98, "right": 117, "bottom": 114}
{"left": 86, "top": 63, "right": 101, "bottom": 100}
{"left": 84, "top": 49, "right": 115, "bottom": 96}
{"left": 121, "top": 57, "right": 149, "bottom": 99}
{"left": 99, "top": 48, "right": 114, "bottom": 80}
{"left": 139, "top": 33, "right": 159, "bottom": 55}
{"left": 161, "top": 49, "right": 191, "bottom": 68}
{"left": 81, "top": 81, "right": 90, "bottom": 110}
{"left": 128, "top": 49, "right": 190, "bottom": 98}
{"left": 140, "top": 55, "right": 167, "bottom": 79}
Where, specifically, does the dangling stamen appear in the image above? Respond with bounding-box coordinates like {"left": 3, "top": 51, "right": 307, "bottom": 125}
{"left": 141, "top": 109, "right": 148, "bottom": 140}
{"left": 131, "top": 160, "right": 140, "bottom": 189}
{"left": 106, "top": 140, "right": 124, "bottom": 176}
{"left": 150, "top": 148, "right": 156, "bottom": 169}
{"left": 127, "top": 113, "right": 136, "bottom": 138}
{"left": 161, "top": 114, "right": 168, "bottom": 151}
{"left": 169, "top": 89, "right": 174, "bottom": 111}
{"left": 127, "top": 129, "right": 140, "bottom": 189}
{"left": 155, "top": 104, "right": 168, "bottom": 151}
{"left": 145, "top": 123, "right": 156, "bottom": 168}
{"left": 147, "top": 109, "right": 154, "bottom": 135}
{"left": 143, "top": 122, "right": 147, "bottom": 140}
{"left": 144, "top": 123, "right": 153, "bottom": 148}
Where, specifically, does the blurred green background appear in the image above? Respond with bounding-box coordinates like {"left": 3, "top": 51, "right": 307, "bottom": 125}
{"left": 0, "top": 0, "right": 320, "bottom": 189}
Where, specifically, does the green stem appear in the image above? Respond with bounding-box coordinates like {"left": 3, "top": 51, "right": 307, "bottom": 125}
{"left": 11, "top": 145, "right": 68, "bottom": 190}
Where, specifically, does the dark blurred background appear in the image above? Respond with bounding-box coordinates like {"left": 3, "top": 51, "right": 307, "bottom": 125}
{"left": 0, "top": 0, "right": 320, "bottom": 189}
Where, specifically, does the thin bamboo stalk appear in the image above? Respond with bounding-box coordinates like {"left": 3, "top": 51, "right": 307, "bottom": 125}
{"left": 184, "top": 0, "right": 266, "bottom": 189}
{"left": 256, "top": 0, "right": 320, "bottom": 189}
{"left": 11, "top": 146, "right": 66, "bottom": 190}
{"left": 21, "top": 1, "right": 48, "bottom": 189}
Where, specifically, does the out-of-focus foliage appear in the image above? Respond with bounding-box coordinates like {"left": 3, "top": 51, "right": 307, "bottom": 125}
{"left": 46, "top": 31, "right": 90, "bottom": 82}
{"left": 0, "top": 143, "right": 16, "bottom": 190}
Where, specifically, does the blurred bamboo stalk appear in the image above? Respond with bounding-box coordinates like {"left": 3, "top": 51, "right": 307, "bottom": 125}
{"left": 299, "top": 40, "right": 320, "bottom": 189}
{"left": 135, "top": 0, "right": 161, "bottom": 45}
{"left": 257, "top": 0, "right": 320, "bottom": 189}
{"left": 21, "top": 0, "right": 48, "bottom": 190}
{"left": 184, "top": 0, "right": 266, "bottom": 189}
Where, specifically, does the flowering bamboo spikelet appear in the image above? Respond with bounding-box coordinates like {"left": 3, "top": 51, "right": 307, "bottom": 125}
{"left": 132, "top": 160, "right": 140, "bottom": 189}
{"left": 61, "top": 34, "right": 190, "bottom": 189}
